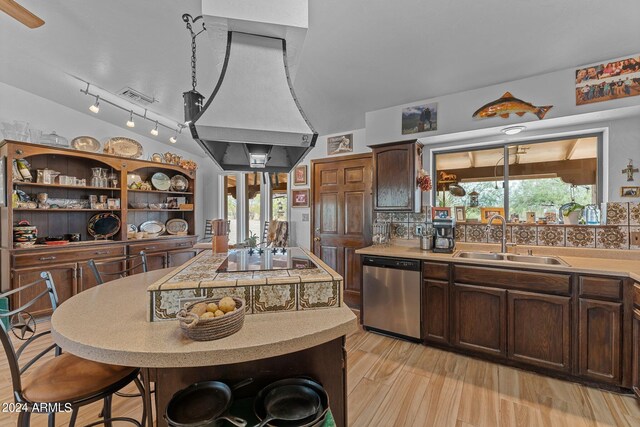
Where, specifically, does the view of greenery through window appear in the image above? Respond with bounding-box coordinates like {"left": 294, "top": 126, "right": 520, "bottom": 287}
{"left": 435, "top": 136, "right": 599, "bottom": 222}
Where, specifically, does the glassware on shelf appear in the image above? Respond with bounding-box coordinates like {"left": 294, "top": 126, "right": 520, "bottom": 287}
{"left": 91, "top": 168, "right": 102, "bottom": 187}
{"left": 107, "top": 171, "right": 118, "bottom": 188}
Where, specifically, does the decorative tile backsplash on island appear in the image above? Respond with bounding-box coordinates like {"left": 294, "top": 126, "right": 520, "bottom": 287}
{"left": 378, "top": 202, "right": 640, "bottom": 250}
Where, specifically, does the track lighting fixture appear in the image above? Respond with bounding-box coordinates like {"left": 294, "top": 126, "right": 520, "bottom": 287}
{"left": 150, "top": 121, "right": 159, "bottom": 136}
{"left": 169, "top": 129, "right": 178, "bottom": 143}
{"left": 126, "top": 110, "right": 135, "bottom": 128}
{"left": 89, "top": 95, "right": 100, "bottom": 113}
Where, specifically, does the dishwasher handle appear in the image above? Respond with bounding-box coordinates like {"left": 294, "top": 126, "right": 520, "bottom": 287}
{"left": 362, "top": 256, "right": 421, "bottom": 271}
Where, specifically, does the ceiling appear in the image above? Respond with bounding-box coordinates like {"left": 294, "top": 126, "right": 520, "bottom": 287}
{"left": 1, "top": 0, "right": 640, "bottom": 153}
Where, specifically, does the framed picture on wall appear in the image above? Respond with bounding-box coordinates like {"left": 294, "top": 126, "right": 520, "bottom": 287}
{"left": 454, "top": 206, "right": 466, "bottom": 222}
{"left": 402, "top": 102, "right": 438, "bottom": 134}
{"left": 480, "top": 207, "right": 505, "bottom": 223}
{"left": 432, "top": 206, "right": 451, "bottom": 219}
{"left": 293, "top": 165, "right": 307, "bottom": 186}
{"left": 621, "top": 186, "right": 640, "bottom": 197}
{"left": 292, "top": 189, "right": 310, "bottom": 208}
{"left": 327, "top": 133, "right": 353, "bottom": 155}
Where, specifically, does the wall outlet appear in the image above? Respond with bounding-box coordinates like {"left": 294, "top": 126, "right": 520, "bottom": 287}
{"left": 302, "top": 213, "right": 309, "bottom": 222}
{"left": 631, "top": 231, "right": 640, "bottom": 245}
{"left": 415, "top": 224, "right": 424, "bottom": 236}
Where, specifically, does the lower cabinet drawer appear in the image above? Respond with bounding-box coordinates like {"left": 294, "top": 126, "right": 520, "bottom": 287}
{"left": 129, "top": 238, "right": 194, "bottom": 254}
{"left": 13, "top": 245, "right": 126, "bottom": 268}
{"left": 579, "top": 276, "right": 623, "bottom": 300}
{"left": 454, "top": 265, "right": 571, "bottom": 295}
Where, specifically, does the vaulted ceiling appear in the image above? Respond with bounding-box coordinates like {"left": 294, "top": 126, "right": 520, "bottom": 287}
{"left": 1, "top": 0, "right": 639, "bottom": 152}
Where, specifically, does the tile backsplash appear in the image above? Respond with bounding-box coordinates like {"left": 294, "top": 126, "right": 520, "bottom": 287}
{"left": 376, "top": 202, "right": 640, "bottom": 250}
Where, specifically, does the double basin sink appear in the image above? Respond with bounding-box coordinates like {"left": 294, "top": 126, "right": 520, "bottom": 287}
{"left": 454, "top": 251, "right": 569, "bottom": 266}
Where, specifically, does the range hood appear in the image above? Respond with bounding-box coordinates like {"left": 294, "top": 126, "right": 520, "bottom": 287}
{"left": 188, "top": 1, "right": 317, "bottom": 172}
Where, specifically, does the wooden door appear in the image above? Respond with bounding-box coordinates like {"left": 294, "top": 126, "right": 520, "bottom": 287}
{"left": 168, "top": 249, "right": 198, "bottom": 268}
{"left": 77, "top": 258, "right": 126, "bottom": 291}
{"left": 452, "top": 283, "right": 507, "bottom": 357}
{"left": 508, "top": 290, "right": 571, "bottom": 372}
{"left": 578, "top": 298, "right": 622, "bottom": 384}
{"left": 633, "top": 307, "right": 640, "bottom": 399}
{"left": 12, "top": 263, "right": 77, "bottom": 316}
{"left": 423, "top": 279, "right": 449, "bottom": 344}
{"left": 312, "top": 154, "right": 372, "bottom": 308}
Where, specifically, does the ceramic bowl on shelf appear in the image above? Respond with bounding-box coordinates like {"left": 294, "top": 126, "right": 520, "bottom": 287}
{"left": 129, "top": 202, "right": 148, "bottom": 209}
{"left": 149, "top": 203, "right": 168, "bottom": 209}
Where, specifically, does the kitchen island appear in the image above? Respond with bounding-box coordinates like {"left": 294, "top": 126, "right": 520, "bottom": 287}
{"left": 52, "top": 248, "right": 357, "bottom": 427}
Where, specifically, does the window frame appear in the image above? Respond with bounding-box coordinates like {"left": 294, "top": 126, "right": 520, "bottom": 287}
{"left": 431, "top": 132, "right": 604, "bottom": 219}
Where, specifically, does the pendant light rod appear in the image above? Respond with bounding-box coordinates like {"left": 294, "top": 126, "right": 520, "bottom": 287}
{"left": 80, "top": 83, "right": 185, "bottom": 135}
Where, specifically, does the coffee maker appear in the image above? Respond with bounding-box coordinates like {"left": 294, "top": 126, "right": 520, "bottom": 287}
{"left": 433, "top": 218, "right": 456, "bottom": 253}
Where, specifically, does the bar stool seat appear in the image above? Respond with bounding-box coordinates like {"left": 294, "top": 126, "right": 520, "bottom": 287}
{"left": 22, "top": 352, "right": 137, "bottom": 403}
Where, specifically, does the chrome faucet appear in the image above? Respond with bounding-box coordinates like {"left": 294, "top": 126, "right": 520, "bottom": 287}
{"left": 486, "top": 214, "right": 508, "bottom": 253}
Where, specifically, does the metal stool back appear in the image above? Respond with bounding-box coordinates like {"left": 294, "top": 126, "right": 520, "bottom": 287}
{"left": 88, "top": 251, "right": 148, "bottom": 285}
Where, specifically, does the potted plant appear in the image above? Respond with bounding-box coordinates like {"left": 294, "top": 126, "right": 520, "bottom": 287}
{"left": 561, "top": 203, "right": 584, "bottom": 225}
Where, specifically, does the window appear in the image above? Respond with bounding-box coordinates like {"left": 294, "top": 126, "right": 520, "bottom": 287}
{"left": 223, "top": 175, "right": 238, "bottom": 245}
{"left": 433, "top": 135, "right": 601, "bottom": 222}
{"left": 271, "top": 173, "right": 288, "bottom": 221}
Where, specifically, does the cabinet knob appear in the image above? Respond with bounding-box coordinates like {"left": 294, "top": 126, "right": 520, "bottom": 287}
{"left": 177, "top": 243, "right": 188, "bottom": 247}
{"left": 144, "top": 246, "right": 157, "bottom": 250}
{"left": 39, "top": 256, "right": 56, "bottom": 261}
{"left": 314, "top": 237, "right": 321, "bottom": 242}
{"left": 93, "top": 251, "right": 109, "bottom": 255}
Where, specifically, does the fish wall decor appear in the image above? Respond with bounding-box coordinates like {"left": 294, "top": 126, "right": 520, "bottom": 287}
{"left": 473, "top": 92, "right": 553, "bottom": 120}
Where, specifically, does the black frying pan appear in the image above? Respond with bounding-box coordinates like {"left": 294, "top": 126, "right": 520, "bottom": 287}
{"left": 165, "top": 378, "right": 252, "bottom": 427}
{"left": 254, "top": 378, "right": 329, "bottom": 427}
{"left": 256, "top": 385, "right": 320, "bottom": 427}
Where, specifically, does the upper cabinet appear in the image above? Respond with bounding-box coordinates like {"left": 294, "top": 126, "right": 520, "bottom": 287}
{"left": 370, "top": 140, "right": 422, "bottom": 212}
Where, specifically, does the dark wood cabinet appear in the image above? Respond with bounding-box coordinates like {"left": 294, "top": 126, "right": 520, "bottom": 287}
{"left": 423, "top": 279, "right": 449, "bottom": 344}
{"left": 370, "top": 140, "right": 422, "bottom": 212}
{"left": 578, "top": 298, "right": 622, "bottom": 384}
{"left": 452, "top": 283, "right": 507, "bottom": 357}
{"left": 78, "top": 258, "right": 126, "bottom": 292}
{"left": 143, "top": 252, "right": 168, "bottom": 272}
{"left": 12, "top": 263, "right": 77, "bottom": 315}
{"left": 508, "top": 290, "right": 571, "bottom": 372}
{"left": 168, "top": 249, "right": 198, "bottom": 268}
{"left": 633, "top": 307, "right": 640, "bottom": 398}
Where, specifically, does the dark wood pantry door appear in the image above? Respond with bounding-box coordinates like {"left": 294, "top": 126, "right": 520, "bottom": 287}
{"left": 311, "top": 154, "right": 372, "bottom": 309}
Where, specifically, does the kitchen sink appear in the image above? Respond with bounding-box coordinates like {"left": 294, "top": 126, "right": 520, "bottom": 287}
{"left": 454, "top": 251, "right": 569, "bottom": 266}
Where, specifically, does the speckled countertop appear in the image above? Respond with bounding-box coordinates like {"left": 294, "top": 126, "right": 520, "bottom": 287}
{"left": 356, "top": 242, "right": 640, "bottom": 282}
{"left": 51, "top": 268, "right": 357, "bottom": 368}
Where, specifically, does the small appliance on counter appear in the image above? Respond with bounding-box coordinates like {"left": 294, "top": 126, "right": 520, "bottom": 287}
{"left": 433, "top": 217, "right": 456, "bottom": 253}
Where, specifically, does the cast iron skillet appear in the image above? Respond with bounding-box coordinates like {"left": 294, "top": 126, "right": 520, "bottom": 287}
{"left": 165, "top": 378, "right": 252, "bottom": 427}
{"left": 254, "top": 378, "right": 329, "bottom": 427}
{"left": 256, "top": 385, "right": 320, "bottom": 427}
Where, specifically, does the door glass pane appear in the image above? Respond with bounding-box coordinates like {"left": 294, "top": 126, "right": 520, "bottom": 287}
{"left": 435, "top": 146, "right": 505, "bottom": 222}
{"left": 272, "top": 172, "right": 288, "bottom": 221}
{"left": 247, "top": 172, "right": 262, "bottom": 242}
{"left": 224, "top": 175, "right": 237, "bottom": 245}
{"left": 507, "top": 137, "right": 597, "bottom": 223}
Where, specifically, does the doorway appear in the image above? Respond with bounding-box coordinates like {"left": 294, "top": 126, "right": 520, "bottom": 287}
{"left": 311, "top": 153, "right": 373, "bottom": 308}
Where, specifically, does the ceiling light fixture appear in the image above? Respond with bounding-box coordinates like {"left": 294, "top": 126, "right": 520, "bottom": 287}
{"left": 501, "top": 126, "right": 526, "bottom": 135}
{"left": 169, "top": 129, "right": 178, "bottom": 144}
{"left": 89, "top": 95, "right": 100, "bottom": 113}
{"left": 126, "top": 110, "right": 135, "bottom": 128}
{"left": 80, "top": 81, "right": 183, "bottom": 138}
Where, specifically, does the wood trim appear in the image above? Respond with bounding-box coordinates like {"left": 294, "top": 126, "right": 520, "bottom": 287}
{"left": 366, "top": 139, "right": 418, "bottom": 149}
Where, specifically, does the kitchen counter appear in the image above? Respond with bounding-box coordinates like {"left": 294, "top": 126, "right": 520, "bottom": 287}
{"left": 356, "top": 242, "right": 640, "bottom": 281}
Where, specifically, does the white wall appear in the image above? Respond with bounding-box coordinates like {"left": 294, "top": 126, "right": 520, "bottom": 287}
{"left": 0, "top": 82, "right": 220, "bottom": 237}
{"left": 289, "top": 128, "right": 368, "bottom": 249}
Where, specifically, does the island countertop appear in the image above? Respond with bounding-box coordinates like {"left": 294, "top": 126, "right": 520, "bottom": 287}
{"left": 51, "top": 268, "right": 357, "bottom": 368}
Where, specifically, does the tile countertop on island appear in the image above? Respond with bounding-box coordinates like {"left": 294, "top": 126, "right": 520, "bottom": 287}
{"left": 147, "top": 248, "right": 344, "bottom": 321}
{"left": 356, "top": 241, "right": 640, "bottom": 282}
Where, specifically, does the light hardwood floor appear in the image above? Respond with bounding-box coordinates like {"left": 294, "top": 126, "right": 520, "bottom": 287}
{"left": 1, "top": 319, "right": 640, "bottom": 426}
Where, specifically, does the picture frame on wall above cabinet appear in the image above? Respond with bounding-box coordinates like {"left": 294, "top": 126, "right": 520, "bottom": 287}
{"left": 575, "top": 54, "right": 640, "bottom": 106}
{"left": 327, "top": 133, "right": 353, "bottom": 155}
{"left": 621, "top": 186, "right": 640, "bottom": 197}
{"left": 292, "top": 189, "right": 310, "bottom": 208}
{"left": 432, "top": 206, "right": 451, "bottom": 219}
{"left": 402, "top": 102, "right": 438, "bottom": 134}
{"left": 293, "top": 165, "right": 307, "bottom": 186}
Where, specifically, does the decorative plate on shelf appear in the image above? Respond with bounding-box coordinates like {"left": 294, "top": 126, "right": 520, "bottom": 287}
{"left": 104, "top": 137, "right": 143, "bottom": 159}
{"left": 166, "top": 218, "right": 188, "bottom": 235}
{"left": 151, "top": 172, "right": 171, "bottom": 191}
{"left": 170, "top": 174, "right": 189, "bottom": 192}
{"left": 140, "top": 220, "right": 165, "bottom": 236}
{"left": 127, "top": 223, "right": 138, "bottom": 233}
{"left": 88, "top": 213, "right": 121, "bottom": 239}
{"left": 71, "top": 136, "right": 101, "bottom": 152}
{"left": 151, "top": 153, "right": 163, "bottom": 163}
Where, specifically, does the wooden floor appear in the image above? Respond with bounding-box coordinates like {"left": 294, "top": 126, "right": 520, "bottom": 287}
{"left": 1, "top": 319, "right": 640, "bottom": 426}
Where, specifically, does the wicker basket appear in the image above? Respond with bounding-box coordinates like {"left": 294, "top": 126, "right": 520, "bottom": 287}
{"left": 177, "top": 297, "right": 245, "bottom": 341}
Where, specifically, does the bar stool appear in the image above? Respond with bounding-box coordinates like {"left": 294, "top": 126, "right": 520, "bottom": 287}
{"left": 87, "top": 251, "right": 148, "bottom": 285}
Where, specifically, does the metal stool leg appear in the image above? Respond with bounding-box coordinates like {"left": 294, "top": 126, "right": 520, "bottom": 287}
{"left": 142, "top": 368, "right": 154, "bottom": 427}
{"left": 103, "top": 395, "right": 113, "bottom": 427}
{"left": 134, "top": 376, "right": 147, "bottom": 426}
{"left": 69, "top": 408, "right": 79, "bottom": 427}
{"left": 18, "top": 411, "right": 31, "bottom": 427}
{"left": 48, "top": 411, "right": 55, "bottom": 427}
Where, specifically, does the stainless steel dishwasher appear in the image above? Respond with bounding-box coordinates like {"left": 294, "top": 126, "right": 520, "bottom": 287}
{"left": 362, "top": 256, "right": 422, "bottom": 341}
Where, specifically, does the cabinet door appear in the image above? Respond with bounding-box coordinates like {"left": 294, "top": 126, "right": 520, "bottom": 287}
{"left": 508, "top": 291, "right": 571, "bottom": 372}
{"left": 77, "top": 258, "right": 126, "bottom": 291}
{"left": 372, "top": 143, "right": 416, "bottom": 211}
{"left": 453, "top": 283, "right": 507, "bottom": 357}
{"left": 578, "top": 298, "right": 622, "bottom": 384}
{"left": 12, "top": 264, "right": 77, "bottom": 316}
{"left": 424, "top": 280, "right": 449, "bottom": 344}
{"left": 633, "top": 308, "right": 640, "bottom": 399}
{"left": 168, "top": 249, "right": 198, "bottom": 268}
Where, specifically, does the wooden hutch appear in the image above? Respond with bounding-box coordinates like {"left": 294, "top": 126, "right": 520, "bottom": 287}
{"left": 0, "top": 140, "right": 198, "bottom": 315}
